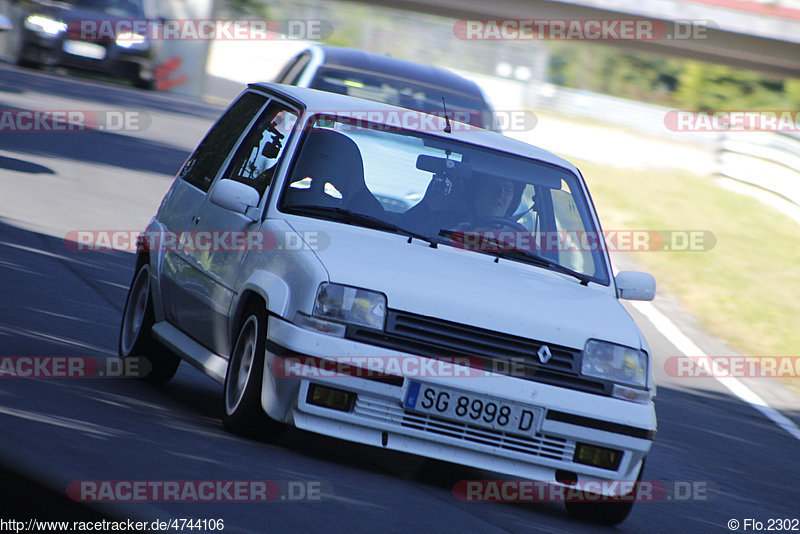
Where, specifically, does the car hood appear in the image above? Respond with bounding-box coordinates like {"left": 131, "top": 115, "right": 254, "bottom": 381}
{"left": 287, "top": 218, "right": 642, "bottom": 350}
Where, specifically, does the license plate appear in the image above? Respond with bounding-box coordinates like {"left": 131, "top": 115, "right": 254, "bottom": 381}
{"left": 404, "top": 381, "right": 541, "bottom": 437}
{"left": 63, "top": 40, "right": 106, "bottom": 60}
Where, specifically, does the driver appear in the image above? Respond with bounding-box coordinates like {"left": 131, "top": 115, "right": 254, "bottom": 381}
{"left": 474, "top": 177, "right": 516, "bottom": 219}
{"left": 455, "top": 174, "right": 524, "bottom": 229}
{"left": 442, "top": 174, "right": 529, "bottom": 252}
{"left": 403, "top": 170, "right": 523, "bottom": 237}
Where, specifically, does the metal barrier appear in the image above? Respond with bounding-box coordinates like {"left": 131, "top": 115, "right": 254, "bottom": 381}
{"left": 715, "top": 131, "right": 800, "bottom": 207}
{"left": 522, "top": 80, "right": 800, "bottom": 207}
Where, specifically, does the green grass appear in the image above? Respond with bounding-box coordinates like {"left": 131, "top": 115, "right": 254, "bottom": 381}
{"left": 576, "top": 159, "right": 800, "bottom": 393}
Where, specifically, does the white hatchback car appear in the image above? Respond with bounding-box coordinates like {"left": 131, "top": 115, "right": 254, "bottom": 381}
{"left": 120, "top": 83, "right": 657, "bottom": 525}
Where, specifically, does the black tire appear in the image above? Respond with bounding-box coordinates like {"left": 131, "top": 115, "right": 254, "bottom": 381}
{"left": 133, "top": 76, "right": 155, "bottom": 90}
{"left": 119, "top": 263, "right": 180, "bottom": 384}
{"left": 564, "top": 491, "right": 634, "bottom": 526}
{"left": 14, "top": 53, "right": 39, "bottom": 69}
{"left": 563, "top": 461, "right": 645, "bottom": 526}
{"left": 414, "top": 458, "right": 463, "bottom": 488}
{"left": 222, "top": 303, "right": 283, "bottom": 440}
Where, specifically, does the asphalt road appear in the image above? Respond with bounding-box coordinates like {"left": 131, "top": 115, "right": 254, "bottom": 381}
{"left": 1, "top": 63, "right": 799, "bottom": 533}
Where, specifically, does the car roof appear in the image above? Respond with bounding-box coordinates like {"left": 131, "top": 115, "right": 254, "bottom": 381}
{"left": 306, "top": 45, "right": 487, "bottom": 100}
{"left": 249, "top": 82, "right": 579, "bottom": 175}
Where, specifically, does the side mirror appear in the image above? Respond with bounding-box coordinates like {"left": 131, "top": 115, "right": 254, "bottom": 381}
{"left": 615, "top": 271, "right": 656, "bottom": 301}
{"left": 0, "top": 14, "right": 13, "bottom": 32}
{"left": 209, "top": 179, "right": 260, "bottom": 220}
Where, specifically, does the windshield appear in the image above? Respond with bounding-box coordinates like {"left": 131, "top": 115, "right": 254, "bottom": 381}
{"left": 66, "top": 0, "right": 145, "bottom": 17}
{"left": 279, "top": 115, "right": 609, "bottom": 285}
{"left": 309, "top": 66, "right": 496, "bottom": 131}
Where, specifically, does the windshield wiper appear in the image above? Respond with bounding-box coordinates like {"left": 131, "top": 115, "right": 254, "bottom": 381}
{"left": 439, "top": 229, "right": 592, "bottom": 285}
{"left": 287, "top": 206, "right": 439, "bottom": 247}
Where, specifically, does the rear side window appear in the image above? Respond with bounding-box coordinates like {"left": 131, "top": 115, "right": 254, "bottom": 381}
{"left": 177, "top": 93, "right": 267, "bottom": 192}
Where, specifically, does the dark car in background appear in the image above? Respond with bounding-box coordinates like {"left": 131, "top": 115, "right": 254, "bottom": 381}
{"left": 275, "top": 45, "right": 499, "bottom": 131}
{"left": 0, "top": 0, "right": 159, "bottom": 88}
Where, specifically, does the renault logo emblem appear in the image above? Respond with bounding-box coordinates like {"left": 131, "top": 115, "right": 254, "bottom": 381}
{"left": 537, "top": 345, "right": 552, "bottom": 364}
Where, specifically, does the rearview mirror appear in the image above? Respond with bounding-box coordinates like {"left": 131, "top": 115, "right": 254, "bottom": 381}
{"left": 615, "top": 271, "right": 656, "bottom": 301}
{"left": 209, "top": 179, "right": 260, "bottom": 220}
{"left": 416, "top": 155, "right": 472, "bottom": 179}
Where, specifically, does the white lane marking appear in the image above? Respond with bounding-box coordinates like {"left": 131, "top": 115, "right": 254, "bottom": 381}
{"left": 630, "top": 300, "right": 800, "bottom": 443}
{"left": 0, "top": 325, "right": 115, "bottom": 356}
{"left": 0, "top": 405, "right": 128, "bottom": 438}
{"left": 0, "top": 240, "right": 103, "bottom": 269}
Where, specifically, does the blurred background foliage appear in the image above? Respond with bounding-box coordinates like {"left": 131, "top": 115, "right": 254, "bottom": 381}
{"left": 222, "top": 0, "right": 800, "bottom": 111}
{"left": 547, "top": 41, "right": 800, "bottom": 110}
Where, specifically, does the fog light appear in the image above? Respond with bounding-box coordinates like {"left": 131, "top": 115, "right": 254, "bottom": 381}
{"left": 307, "top": 384, "right": 354, "bottom": 412}
{"left": 574, "top": 443, "right": 623, "bottom": 470}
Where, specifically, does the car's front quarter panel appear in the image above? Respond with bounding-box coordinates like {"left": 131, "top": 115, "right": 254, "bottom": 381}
{"left": 227, "top": 218, "right": 330, "bottom": 348}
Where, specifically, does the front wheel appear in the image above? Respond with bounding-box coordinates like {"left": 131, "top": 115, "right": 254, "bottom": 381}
{"left": 222, "top": 303, "right": 283, "bottom": 440}
{"left": 563, "top": 460, "right": 645, "bottom": 525}
{"left": 132, "top": 76, "right": 155, "bottom": 90}
{"left": 119, "top": 263, "right": 180, "bottom": 384}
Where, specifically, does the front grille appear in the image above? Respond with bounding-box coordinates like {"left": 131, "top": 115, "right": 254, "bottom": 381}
{"left": 348, "top": 310, "right": 608, "bottom": 395}
{"left": 354, "top": 396, "right": 575, "bottom": 462}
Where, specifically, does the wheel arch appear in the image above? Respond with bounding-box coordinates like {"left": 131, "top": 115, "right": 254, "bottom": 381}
{"left": 229, "top": 272, "right": 290, "bottom": 346}
{"left": 135, "top": 249, "right": 150, "bottom": 271}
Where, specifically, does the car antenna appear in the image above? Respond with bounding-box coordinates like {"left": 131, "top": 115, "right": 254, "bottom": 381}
{"left": 441, "top": 97, "right": 452, "bottom": 134}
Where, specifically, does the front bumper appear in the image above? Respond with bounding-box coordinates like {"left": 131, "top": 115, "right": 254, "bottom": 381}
{"left": 20, "top": 30, "right": 153, "bottom": 80}
{"left": 263, "top": 315, "right": 656, "bottom": 495}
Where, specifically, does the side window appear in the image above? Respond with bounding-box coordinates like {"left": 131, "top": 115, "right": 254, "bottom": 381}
{"left": 178, "top": 92, "right": 267, "bottom": 192}
{"left": 552, "top": 182, "right": 595, "bottom": 275}
{"left": 223, "top": 102, "right": 298, "bottom": 199}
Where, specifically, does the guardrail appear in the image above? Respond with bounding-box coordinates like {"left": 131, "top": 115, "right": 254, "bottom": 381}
{"left": 525, "top": 81, "right": 718, "bottom": 144}
{"left": 715, "top": 131, "right": 800, "bottom": 207}
{"left": 520, "top": 80, "right": 800, "bottom": 207}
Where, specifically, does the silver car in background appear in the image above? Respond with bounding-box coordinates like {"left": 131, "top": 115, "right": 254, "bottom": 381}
{"left": 275, "top": 44, "right": 499, "bottom": 132}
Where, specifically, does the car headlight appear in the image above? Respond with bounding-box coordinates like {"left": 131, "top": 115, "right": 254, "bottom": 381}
{"left": 312, "top": 283, "right": 386, "bottom": 330}
{"left": 25, "top": 15, "right": 67, "bottom": 35}
{"left": 581, "top": 340, "right": 648, "bottom": 388}
{"left": 116, "top": 32, "right": 147, "bottom": 49}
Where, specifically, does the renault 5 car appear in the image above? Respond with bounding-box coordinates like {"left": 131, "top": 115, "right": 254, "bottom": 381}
{"left": 119, "top": 83, "right": 657, "bottom": 525}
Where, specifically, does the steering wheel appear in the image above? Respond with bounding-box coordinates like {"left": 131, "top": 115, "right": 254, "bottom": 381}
{"left": 471, "top": 216, "right": 528, "bottom": 233}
